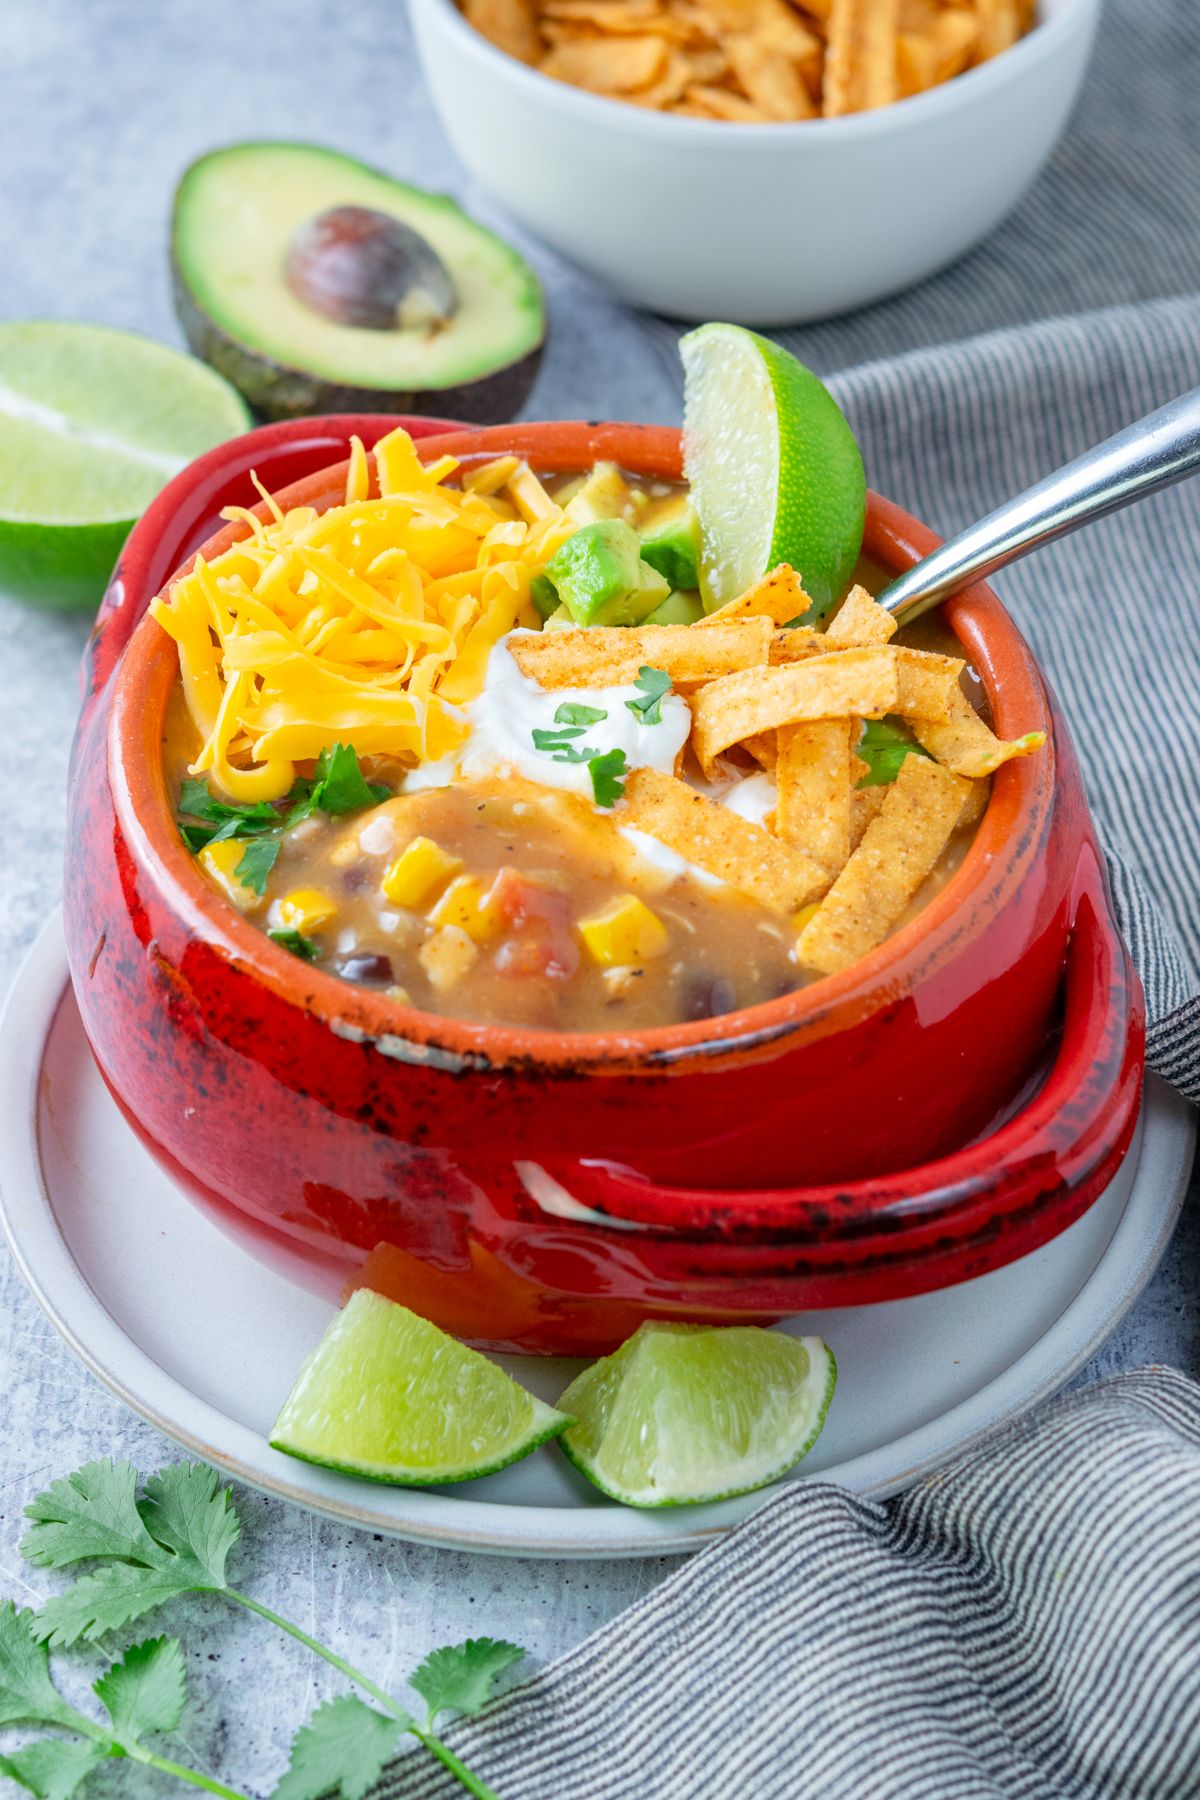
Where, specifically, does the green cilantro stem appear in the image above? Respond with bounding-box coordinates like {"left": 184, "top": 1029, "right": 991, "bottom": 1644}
{"left": 229, "top": 1594, "right": 500, "bottom": 1798}
{"left": 129, "top": 1747, "right": 252, "bottom": 1800}
{"left": 226, "top": 1592, "right": 403, "bottom": 1718}
{"left": 412, "top": 1730, "right": 505, "bottom": 1800}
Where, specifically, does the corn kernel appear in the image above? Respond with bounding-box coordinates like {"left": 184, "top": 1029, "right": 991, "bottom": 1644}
{"left": 793, "top": 902, "right": 821, "bottom": 934}
{"left": 578, "top": 895, "right": 669, "bottom": 967}
{"left": 427, "top": 875, "right": 506, "bottom": 945}
{"left": 418, "top": 925, "right": 478, "bottom": 992}
{"left": 382, "top": 836, "right": 463, "bottom": 908}
{"left": 198, "top": 839, "right": 264, "bottom": 913}
{"left": 277, "top": 888, "right": 336, "bottom": 934}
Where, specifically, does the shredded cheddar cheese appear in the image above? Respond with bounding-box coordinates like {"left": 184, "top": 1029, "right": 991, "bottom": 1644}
{"left": 149, "top": 428, "right": 577, "bottom": 801}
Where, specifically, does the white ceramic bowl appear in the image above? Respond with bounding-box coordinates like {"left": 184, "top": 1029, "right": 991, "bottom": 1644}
{"left": 409, "top": 0, "right": 1100, "bottom": 324}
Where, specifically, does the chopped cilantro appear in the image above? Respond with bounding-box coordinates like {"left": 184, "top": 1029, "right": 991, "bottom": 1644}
{"left": 178, "top": 779, "right": 278, "bottom": 831}
{"left": 589, "top": 748, "right": 628, "bottom": 807}
{"left": 532, "top": 726, "right": 587, "bottom": 750}
{"left": 233, "top": 838, "right": 280, "bottom": 896}
{"left": 856, "top": 719, "right": 933, "bottom": 789}
{"left": 554, "top": 702, "right": 607, "bottom": 727}
{"left": 312, "top": 742, "right": 390, "bottom": 815}
{"left": 269, "top": 928, "right": 320, "bottom": 962}
{"left": 179, "top": 823, "right": 218, "bottom": 853}
{"left": 625, "top": 666, "right": 672, "bottom": 726}
{"left": 781, "top": 615, "right": 805, "bottom": 630}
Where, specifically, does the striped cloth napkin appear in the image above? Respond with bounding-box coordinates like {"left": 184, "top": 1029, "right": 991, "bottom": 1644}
{"left": 376, "top": 1369, "right": 1200, "bottom": 1798}
{"left": 370, "top": 289, "right": 1200, "bottom": 1797}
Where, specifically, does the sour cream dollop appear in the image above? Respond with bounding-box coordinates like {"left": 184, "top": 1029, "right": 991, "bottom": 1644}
{"left": 436, "top": 635, "right": 691, "bottom": 799}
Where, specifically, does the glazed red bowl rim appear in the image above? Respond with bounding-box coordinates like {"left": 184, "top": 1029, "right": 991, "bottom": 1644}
{"left": 107, "top": 420, "right": 1051, "bottom": 1079}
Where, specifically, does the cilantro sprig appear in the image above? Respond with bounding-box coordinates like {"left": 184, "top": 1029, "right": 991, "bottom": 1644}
{"left": 624, "top": 666, "right": 671, "bottom": 727}
{"left": 180, "top": 744, "right": 391, "bottom": 899}
{"left": 15, "top": 1457, "right": 523, "bottom": 1800}
{"left": 528, "top": 702, "right": 627, "bottom": 805}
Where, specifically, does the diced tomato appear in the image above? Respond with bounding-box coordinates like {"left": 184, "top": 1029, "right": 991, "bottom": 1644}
{"left": 490, "top": 867, "right": 581, "bottom": 980}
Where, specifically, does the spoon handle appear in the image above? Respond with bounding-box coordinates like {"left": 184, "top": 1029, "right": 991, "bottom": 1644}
{"left": 876, "top": 385, "right": 1200, "bottom": 622}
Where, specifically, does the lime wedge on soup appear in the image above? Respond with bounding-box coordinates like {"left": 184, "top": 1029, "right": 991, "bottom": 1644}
{"left": 557, "top": 1320, "right": 837, "bottom": 1507}
{"left": 680, "top": 321, "right": 865, "bottom": 619}
{"left": 270, "top": 1288, "right": 573, "bottom": 1485}
{"left": 0, "top": 320, "right": 250, "bottom": 611}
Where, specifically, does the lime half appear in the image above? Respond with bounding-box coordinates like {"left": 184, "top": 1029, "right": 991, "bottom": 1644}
{"left": 558, "top": 1321, "right": 836, "bottom": 1508}
{"left": 270, "top": 1288, "right": 573, "bottom": 1485}
{"left": 0, "top": 320, "right": 250, "bottom": 611}
{"left": 680, "top": 322, "right": 866, "bottom": 619}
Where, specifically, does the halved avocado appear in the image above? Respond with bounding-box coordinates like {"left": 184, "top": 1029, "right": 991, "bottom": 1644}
{"left": 171, "top": 142, "right": 545, "bottom": 423}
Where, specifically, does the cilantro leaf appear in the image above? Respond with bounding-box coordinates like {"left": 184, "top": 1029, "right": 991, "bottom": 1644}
{"left": 550, "top": 744, "right": 598, "bottom": 764}
{"left": 234, "top": 837, "right": 280, "bottom": 896}
{"left": 554, "top": 702, "right": 607, "bottom": 727}
{"left": 589, "top": 748, "right": 627, "bottom": 808}
{"left": 269, "top": 929, "right": 320, "bottom": 963}
{"left": 94, "top": 1638, "right": 185, "bottom": 1751}
{"left": 855, "top": 719, "right": 933, "bottom": 789}
{"left": 531, "top": 727, "right": 586, "bottom": 750}
{"left": 178, "top": 780, "right": 278, "bottom": 829}
{"left": 179, "top": 823, "right": 219, "bottom": 853}
{"left": 137, "top": 1463, "right": 240, "bottom": 1587}
{"left": 313, "top": 744, "right": 390, "bottom": 816}
{"left": 22, "top": 1462, "right": 162, "bottom": 1571}
{"left": 272, "top": 1696, "right": 406, "bottom": 1800}
{"left": 625, "top": 666, "right": 672, "bottom": 726}
{"left": 0, "top": 1604, "right": 90, "bottom": 1732}
{"left": 409, "top": 1639, "right": 525, "bottom": 1725}
{"left": 35, "top": 1560, "right": 217, "bottom": 1650}
{"left": 0, "top": 1737, "right": 110, "bottom": 1800}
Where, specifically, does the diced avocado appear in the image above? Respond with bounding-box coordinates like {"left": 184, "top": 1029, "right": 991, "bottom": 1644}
{"left": 545, "top": 520, "right": 670, "bottom": 628}
{"left": 543, "top": 604, "right": 576, "bottom": 631}
{"left": 638, "top": 496, "right": 701, "bottom": 592}
{"left": 171, "top": 143, "right": 544, "bottom": 423}
{"left": 644, "top": 590, "right": 704, "bottom": 626}
{"left": 530, "top": 572, "right": 560, "bottom": 620}
{"left": 564, "top": 461, "right": 631, "bottom": 526}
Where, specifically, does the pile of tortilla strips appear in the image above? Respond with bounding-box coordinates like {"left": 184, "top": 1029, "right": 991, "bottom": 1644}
{"left": 507, "top": 566, "right": 1044, "bottom": 976}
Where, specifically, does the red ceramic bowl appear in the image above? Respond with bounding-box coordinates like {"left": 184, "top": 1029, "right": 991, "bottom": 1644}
{"left": 64, "top": 417, "right": 1144, "bottom": 1355}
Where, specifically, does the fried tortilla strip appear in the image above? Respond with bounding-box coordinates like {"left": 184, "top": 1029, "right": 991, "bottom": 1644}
{"left": 893, "top": 646, "right": 964, "bottom": 721}
{"left": 849, "top": 782, "right": 886, "bottom": 850}
{"left": 822, "top": 583, "right": 898, "bottom": 649}
{"left": 683, "top": 83, "right": 771, "bottom": 120}
{"left": 464, "top": 0, "right": 543, "bottom": 59}
{"left": 896, "top": 10, "right": 976, "bottom": 93}
{"left": 540, "top": 31, "right": 670, "bottom": 92}
{"left": 797, "top": 755, "right": 972, "bottom": 974}
{"left": 742, "top": 730, "right": 778, "bottom": 769}
{"left": 508, "top": 616, "right": 771, "bottom": 689}
{"left": 770, "top": 626, "right": 825, "bottom": 663}
{"left": 823, "top": 0, "right": 898, "bottom": 115}
{"left": 724, "top": 33, "right": 817, "bottom": 118}
{"left": 688, "top": 647, "right": 898, "bottom": 778}
{"left": 956, "top": 774, "right": 992, "bottom": 832}
{"left": 776, "top": 719, "right": 852, "bottom": 871}
{"left": 697, "top": 563, "right": 814, "bottom": 628}
{"left": 911, "top": 685, "right": 1046, "bottom": 778}
{"left": 975, "top": 0, "right": 1020, "bottom": 59}
{"left": 621, "top": 767, "right": 831, "bottom": 914}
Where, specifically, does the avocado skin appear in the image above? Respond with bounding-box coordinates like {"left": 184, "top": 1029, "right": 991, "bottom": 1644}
{"left": 172, "top": 254, "right": 544, "bottom": 425}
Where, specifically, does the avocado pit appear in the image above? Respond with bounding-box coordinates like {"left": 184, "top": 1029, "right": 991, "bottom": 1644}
{"left": 285, "top": 206, "right": 458, "bottom": 333}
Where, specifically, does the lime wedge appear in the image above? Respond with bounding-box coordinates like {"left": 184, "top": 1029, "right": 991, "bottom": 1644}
{"left": 680, "top": 322, "right": 865, "bottom": 619}
{"left": 557, "top": 1321, "right": 836, "bottom": 1507}
{"left": 0, "top": 320, "right": 251, "bottom": 611}
{"left": 270, "top": 1288, "right": 573, "bottom": 1485}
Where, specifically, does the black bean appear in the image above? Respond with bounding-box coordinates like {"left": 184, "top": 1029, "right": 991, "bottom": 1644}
{"left": 341, "top": 865, "right": 369, "bottom": 892}
{"left": 679, "top": 973, "right": 737, "bottom": 1021}
{"left": 338, "top": 954, "right": 394, "bottom": 985}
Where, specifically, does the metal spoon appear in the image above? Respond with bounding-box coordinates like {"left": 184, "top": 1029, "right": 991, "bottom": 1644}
{"left": 876, "top": 385, "right": 1200, "bottom": 622}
